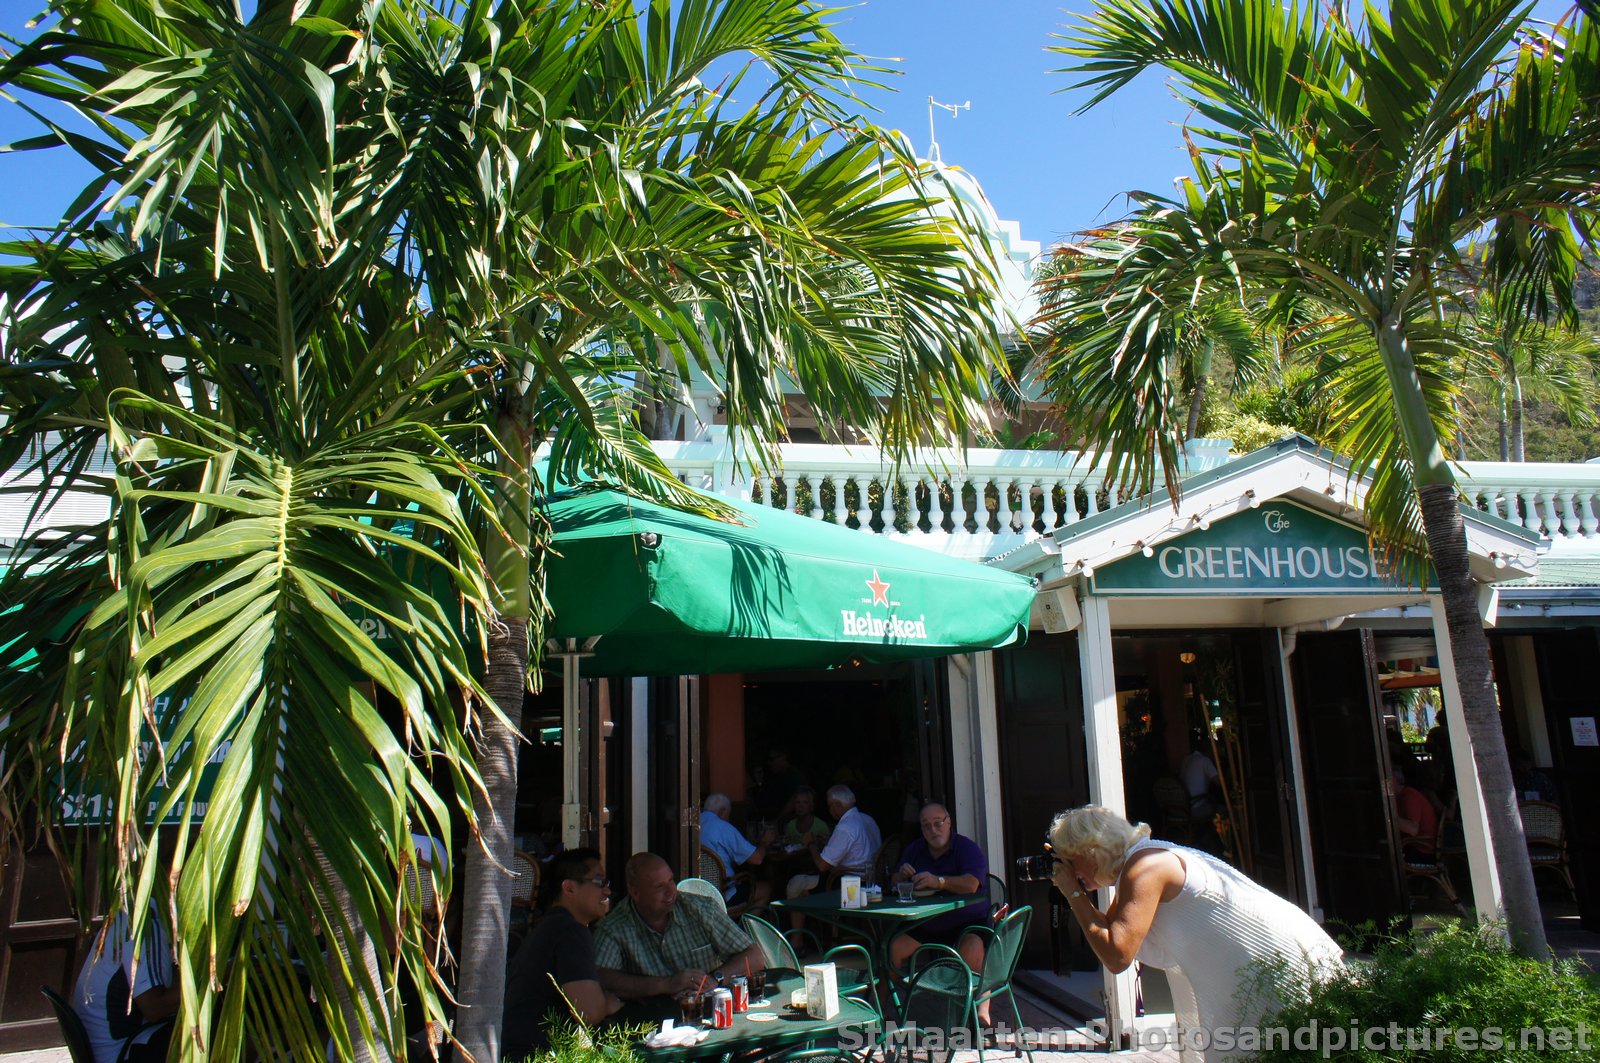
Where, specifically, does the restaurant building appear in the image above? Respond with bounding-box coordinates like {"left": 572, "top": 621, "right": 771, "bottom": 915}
{"left": 3, "top": 165, "right": 1598, "bottom": 1049}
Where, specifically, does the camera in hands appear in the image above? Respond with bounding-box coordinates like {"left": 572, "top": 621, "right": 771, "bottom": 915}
{"left": 1014, "top": 853, "right": 1054, "bottom": 883}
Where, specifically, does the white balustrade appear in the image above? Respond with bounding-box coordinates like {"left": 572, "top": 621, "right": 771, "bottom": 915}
{"left": 636, "top": 443, "right": 1600, "bottom": 563}
{"left": 1458, "top": 460, "right": 1600, "bottom": 543}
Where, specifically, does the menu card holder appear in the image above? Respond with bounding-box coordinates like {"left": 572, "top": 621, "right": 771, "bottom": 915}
{"left": 839, "top": 875, "right": 862, "bottom": 909}
{"left": 803, "top": 962, "right": 840, "bottom": 1019}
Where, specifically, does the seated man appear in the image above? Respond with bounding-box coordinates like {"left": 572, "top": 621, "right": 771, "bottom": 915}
{"left": 74, "top": 907, "right": 179, "bottom": 1063}
{"left": 699, "top": 792, "right": 776, "bottom": 909}
{"left": 785, "top": 784, "right": 882, "bottom": 899}
{"left": 595, "top": 853, "right": 766, "bottom": 1000}
{"left": 1391, "top": 765, "right": 1438, "bottom": 861}
{"left": 503, "top": 847, "right": 623, "bottom": 1058}
{"left": 888, "top": 803, "right": 989, "bottom": 973}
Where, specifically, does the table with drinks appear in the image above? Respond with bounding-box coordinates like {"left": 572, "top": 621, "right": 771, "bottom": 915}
{"left": 769, "top": 879, "right": 984, "bottom": 1016}
{"left": 627, "top": 968, "right": 880, "bottom": 1061}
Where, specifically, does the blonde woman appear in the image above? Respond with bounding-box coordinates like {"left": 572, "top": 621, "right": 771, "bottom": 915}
{"left": 1049, "top": 806, "right": 1342, "bottom": 1062}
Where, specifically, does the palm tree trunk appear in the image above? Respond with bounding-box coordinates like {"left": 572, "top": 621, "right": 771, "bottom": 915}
{"left": 1185, "top": 374, "right": 1207, "bottom": 441}
{"left": 454, "top": 617, "right": 530, "bottom": 1063}
{"left": 455, "top": 410, "right": 536, "bottom": 1062}
{"left": 1511, "top": 377, "right": 1526, "bottom": 463}
{"left": 1415, "top": 483, "right": 1547, "bottom": 956}
{"left": 1380, "top": 318, "right": 1546, "bottom": 957}
{"left": 1497, "top": 395, "right": 1510, "bottom": 462}
{"left": 1185, "top": 340, "right": 1213, "bottom": 441}
{"left": 314, "top": 845, "right": 395, "bottom": 1063}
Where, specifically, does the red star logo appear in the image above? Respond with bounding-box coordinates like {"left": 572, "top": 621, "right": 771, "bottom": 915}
{"left": 865, "top": 569, "right": 891, "bottom": 607}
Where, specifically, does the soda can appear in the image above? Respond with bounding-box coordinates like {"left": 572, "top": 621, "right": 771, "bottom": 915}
{"left": 710, "top": 988, "right": 734, "bottom": 1029}
{"left": 730, "top": 976, "right": 749, "bottom": 1013}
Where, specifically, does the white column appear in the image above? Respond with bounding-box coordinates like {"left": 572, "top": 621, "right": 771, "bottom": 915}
{"left": 1274, "top": 629, "right": 1322, "bottom": 919}
{"left": 973, "top": 651, "right": 1007, "bottom": 871}
{"left": 1429, "top": 595, "right": 1505, "bottom": 922}
{"left": 1077, "top": 593, "right": 1137, "bottom": 1043}
{"left": 1506, "top": 636, "right": 1553, "bottom": 768}
{"left": 947, "top": 654, "right": 978, "bottom": 831}
{"left": 561, "top": 649, "right": 584, "bottom": 850}
{"left": 631, "top": 677, "right": 651, "bottom": 855}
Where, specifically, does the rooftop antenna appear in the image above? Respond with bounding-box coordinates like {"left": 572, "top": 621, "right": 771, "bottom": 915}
{"left": 927, "top": 96, "right": 970, "bottom": 163}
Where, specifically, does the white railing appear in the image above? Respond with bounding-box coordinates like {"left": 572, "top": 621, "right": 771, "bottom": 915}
{"left": 650, "top": 434, "right": 1600, "bottom": 560}
{"left": 654, "top": 430, "right": 1233, "bottom": 560}
{"left": 1457, "top": 461, "right": 1600, "bottom": 542}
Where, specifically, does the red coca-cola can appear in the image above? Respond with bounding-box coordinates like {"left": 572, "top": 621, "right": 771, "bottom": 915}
{"left": 730, "top": 976, "right": 749, "bottom": 1013}
{"left": 710, "top": 988, "right": 734, "bottom": 1029}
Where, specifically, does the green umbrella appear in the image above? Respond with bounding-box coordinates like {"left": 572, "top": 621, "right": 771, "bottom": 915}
{"left": 543, "top": 485, "right": 1035, "bottom": 676}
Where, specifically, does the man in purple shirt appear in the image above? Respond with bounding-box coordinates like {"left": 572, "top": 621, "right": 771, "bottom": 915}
{"left": 888, "top": 803, "right": 989, "bottom": 982}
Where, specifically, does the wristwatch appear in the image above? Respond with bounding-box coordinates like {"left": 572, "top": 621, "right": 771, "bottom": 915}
{"left": 1067, "top": 888, "right": 1087, "bottom": 902}
{"left": 937, "top": 875, "right": 945, "bottom": 890}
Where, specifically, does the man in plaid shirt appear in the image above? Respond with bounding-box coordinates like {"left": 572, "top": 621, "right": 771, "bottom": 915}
{"left": 595, "top": 853, "right": 767, "bottom": 999}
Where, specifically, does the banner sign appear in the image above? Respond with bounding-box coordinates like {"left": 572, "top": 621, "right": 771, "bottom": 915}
{"left": 59, "top": 692, "right": 228, "bottom": 826}
{"left": 1090, "top": 499, "right": 1435, "bottom": 596}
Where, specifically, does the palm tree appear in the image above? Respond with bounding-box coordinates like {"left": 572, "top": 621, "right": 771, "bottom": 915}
{"left": 423, "top": 7, "right": 1012, "bottom": 1051}
{"left": 1467, "top": 291, "right": 1600, "bottom": 461}
{"left": 1032, "top": 243, "right": 1273, "bottom": 448}
{"left": 0, "top": 1, "right": 1010, "bottom": 1058}
{"left": 1047, "top": 0, "right": 1600, "bottom": 956}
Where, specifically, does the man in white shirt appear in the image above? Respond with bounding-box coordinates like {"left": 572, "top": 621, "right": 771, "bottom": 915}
{"left": 698, "top": 792, "right": 776, "bottom": 908}
{"left": 785, "top": 784, "right": 882, "bottom": 899}
{"left": 74, "top": 908, "right": 178, "bottom": 1063}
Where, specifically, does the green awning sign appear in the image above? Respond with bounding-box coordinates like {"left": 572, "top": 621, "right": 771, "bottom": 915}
{"left": 543, "top": 486, "right": 1036, "bottom": 676}
{"left": 1090, "top": 499, "right": 1435, "bottom": 596}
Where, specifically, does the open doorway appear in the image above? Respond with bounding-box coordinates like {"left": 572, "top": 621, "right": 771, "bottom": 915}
{"left": 738, "top": 661, "right": 949, "bottom": 847}
{"left": 1111, "top": 631, "right": 1300, "bottom": 899}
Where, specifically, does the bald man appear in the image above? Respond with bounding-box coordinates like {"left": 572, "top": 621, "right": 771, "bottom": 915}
{"left": 594, "top": 853, "right": 766, "bottom": 1000}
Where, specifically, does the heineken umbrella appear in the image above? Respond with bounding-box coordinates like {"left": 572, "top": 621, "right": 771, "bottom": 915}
{"left": 542, "top": 485, "right": 1035, "bottom": 676}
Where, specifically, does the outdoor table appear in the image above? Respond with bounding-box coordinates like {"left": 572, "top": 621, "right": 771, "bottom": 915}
{"left": 624, "top": 970, "right": 879, "bottom": 1061}
{"left": 769, "top": 890, "right": 983, "bottom": 1017}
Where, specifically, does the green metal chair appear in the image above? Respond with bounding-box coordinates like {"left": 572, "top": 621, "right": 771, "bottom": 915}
{"left": 985, "top": 873, "right": 1008, "bottom": 920}
{"left": 677, "top": 876, "right": 729, "bottom": 913}
{"left": 884, "top": 955, "right": 976, "bottom": 1063}
{"left": 740, "top": 912, "right": 875, "bottom": 994}
{"left": 909, "top": 906, "right": 1035, "bottom": 1063}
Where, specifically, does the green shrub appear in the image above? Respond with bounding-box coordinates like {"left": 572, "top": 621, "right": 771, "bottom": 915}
{"left": 1246, "top": 921, "right": 1600, "bottom": 1062}
{"left": 511, "top": 1019, "right": 652, "bottom": 1063}
{"left": 1203, "top": 409, "right": 1299, "bottom": 454}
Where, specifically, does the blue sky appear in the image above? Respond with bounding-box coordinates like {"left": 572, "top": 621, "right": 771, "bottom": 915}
{"left": 0, "top": 1, "right": 1190, "bottom": 251}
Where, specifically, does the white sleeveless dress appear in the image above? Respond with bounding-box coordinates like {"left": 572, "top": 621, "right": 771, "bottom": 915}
{"left": 1124, "top": 839, "right": 1343, "bottom": 1062}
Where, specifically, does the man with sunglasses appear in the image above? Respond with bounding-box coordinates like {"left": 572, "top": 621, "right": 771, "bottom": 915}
{"left": 503, "top": 847, "right": 622, "bottom": 1058}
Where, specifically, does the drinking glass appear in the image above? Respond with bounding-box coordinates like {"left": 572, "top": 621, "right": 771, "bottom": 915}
{"left": 676, "top": 990, "right": 702, "bottom": 1027}
{"left": 748, "top": 968, "right": 768, "bottom": 1005}
{"left": 896, "top": 880, "right": 915, "bottom": 904}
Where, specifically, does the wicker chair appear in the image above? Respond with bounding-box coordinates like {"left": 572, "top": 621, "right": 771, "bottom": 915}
{"left": 510, "top": 850, "right": 541, "bottom": 913}
{"left": 1519, "top": 800, "right": 1576, "bottom": 899}
{"left": 697, "top": 845, "right": 755, "bottom": 918}
{"left": 1401, "top": 802, "right": 1464, "bottom": 914}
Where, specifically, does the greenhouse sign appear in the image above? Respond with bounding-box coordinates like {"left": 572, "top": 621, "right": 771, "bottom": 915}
{"left": 1090, "top": 500, "right": 1435, "bottom": 596}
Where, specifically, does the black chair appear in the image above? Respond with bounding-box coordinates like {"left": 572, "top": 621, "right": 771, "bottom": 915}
{"left": 42, "top": 985, "right": 173, "bottom": 1063}
{"left": 41, "top": 985, "right": 96, "bottom": 1063}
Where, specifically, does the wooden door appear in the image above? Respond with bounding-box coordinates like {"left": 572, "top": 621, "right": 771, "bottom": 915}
{"left": 1232, "top": 631, "right": 1303, "bottom": 903}
{"left": 995, "top": 633, "right": 1088, "bottom": 971}
{"left": 1290, "top": 629, "right": 1405, "bottom": 936}
{"left": 0, "top": 842, "right": 96, "bottom": 1050}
